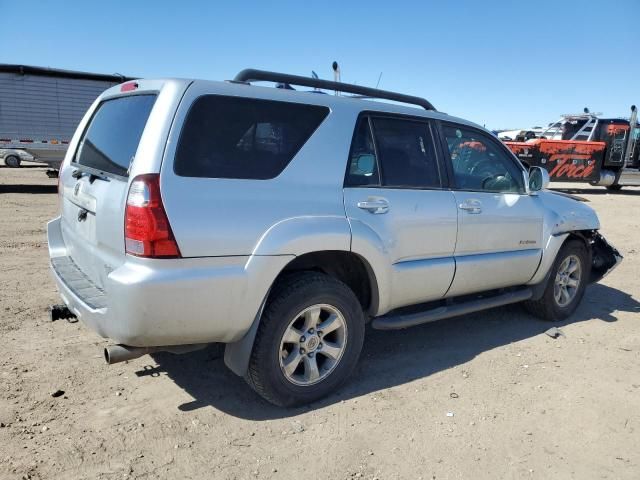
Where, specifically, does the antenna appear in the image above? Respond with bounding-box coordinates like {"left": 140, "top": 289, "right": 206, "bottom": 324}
{"left": 311, "top": 71, "right": 320, "bottom": 92}
{"left": 376, "top": 72, "right": 383, "bottom": 89}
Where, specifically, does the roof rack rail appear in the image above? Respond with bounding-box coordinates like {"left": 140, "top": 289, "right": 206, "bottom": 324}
{"left": 233, "top": 69, "right": 436, "bottom": 111}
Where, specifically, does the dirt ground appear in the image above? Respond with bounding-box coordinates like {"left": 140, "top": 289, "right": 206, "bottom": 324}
{"left": 1, "top": 164, "right": 639, "bottom": 480}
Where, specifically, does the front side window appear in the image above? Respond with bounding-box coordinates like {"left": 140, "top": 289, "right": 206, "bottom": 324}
{"left": 443, "top": 125, "right": 524, "bottom": 193}
{"left": 174, "top": 96, "right": 329, "bottom": 179}
{"left": 372, "top": 117, "right": 441, "bottom": 188}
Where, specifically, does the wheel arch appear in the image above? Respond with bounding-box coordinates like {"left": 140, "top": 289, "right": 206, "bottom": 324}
{"left": 274, "top": 250, "right": 380, "bottom": 316}
{"left": 528, "top": 229, "right": 612, "bottom": 299}
{"left": 224, "top": 249, "right": 380, "bottom": 377}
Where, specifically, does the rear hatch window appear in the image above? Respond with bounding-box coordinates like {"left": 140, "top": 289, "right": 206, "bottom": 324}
{"left": 174, "top": 95, "right": 329, "bottom": 179}
{"left": 74, "top": 94, "right": 157, "bottom": 177}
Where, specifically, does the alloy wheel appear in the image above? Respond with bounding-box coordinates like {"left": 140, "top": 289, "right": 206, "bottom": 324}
{"left": 279, "top": 304, "right": 348, "bottom": 386}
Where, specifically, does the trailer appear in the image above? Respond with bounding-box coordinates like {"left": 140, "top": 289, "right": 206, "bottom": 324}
{"left": 505, "top": 106, "right": 640, "bottom": 190}
{"left": 0, "top": 64, "right": 131, "bottom": 171}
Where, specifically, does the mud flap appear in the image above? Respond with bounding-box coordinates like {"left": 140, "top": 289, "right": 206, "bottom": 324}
{"left": 590, "top": 233, "right": 623, "bottom": 283}
{"left": 223, "top": 293, "right": 269, "bottom": 377}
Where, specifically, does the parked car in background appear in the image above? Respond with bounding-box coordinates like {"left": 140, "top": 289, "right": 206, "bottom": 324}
{"left": 48, "top": 70, "right": 622, "bottom": 406}
{"left": 1, "top": 148, "right": 35, "bottom": 167}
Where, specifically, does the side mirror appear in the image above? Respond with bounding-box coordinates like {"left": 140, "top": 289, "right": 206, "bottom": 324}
{"left": 354, "top": 154, "right": 376, "bottom": 176}
{"left": 528, "top": 166, "right": 550, "bottom": 192}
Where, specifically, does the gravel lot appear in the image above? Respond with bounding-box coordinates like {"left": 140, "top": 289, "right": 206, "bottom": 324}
{"left": 1, "top": 165, "right": 639, "bottom": 480}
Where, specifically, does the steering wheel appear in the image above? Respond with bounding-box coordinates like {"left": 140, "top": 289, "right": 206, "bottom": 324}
{"left": 481, "top": 173, "right": 508, "bottom": 190}
{"left": 469, "top": 160, "right": 495, "bottom": 177}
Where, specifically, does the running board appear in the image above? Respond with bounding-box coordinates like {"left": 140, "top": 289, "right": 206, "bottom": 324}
{"left": 371, "top": 288, "right": 533, "bottom": 330}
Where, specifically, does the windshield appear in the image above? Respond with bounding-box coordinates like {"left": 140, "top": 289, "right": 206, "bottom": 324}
{"left": 74, "top": 94, "right": 156, "bottom": 176}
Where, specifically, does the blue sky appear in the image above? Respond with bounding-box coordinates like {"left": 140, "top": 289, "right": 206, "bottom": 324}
{"left": 3, "top": 0, "right": 639, "bottom": 128}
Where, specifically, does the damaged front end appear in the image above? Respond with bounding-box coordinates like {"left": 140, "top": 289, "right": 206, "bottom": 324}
{"left": 589, "top": 232, "right": 623, "bottom": 283}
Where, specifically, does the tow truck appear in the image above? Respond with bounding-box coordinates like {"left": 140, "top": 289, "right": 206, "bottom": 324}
{"left": 505, "top": 106, "right": 639, "bottom": 190}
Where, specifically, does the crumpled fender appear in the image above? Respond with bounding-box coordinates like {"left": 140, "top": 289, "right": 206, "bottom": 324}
{"left": 537, "top": 190, "right": 600, "bottom": 236}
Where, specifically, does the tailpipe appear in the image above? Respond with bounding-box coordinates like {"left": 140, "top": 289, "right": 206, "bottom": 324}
{"left": 104, "top": 343, "right": 208, "bottom": 365}
{"left": 590, "top": 169, "right": 616, "bottom": 187}
{"left": 104, "top": 345, "right": 156, "bottom": 364}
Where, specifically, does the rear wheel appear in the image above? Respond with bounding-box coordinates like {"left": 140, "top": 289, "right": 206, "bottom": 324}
{"left": 246, "top": 272, "right": 365, "bottom": 406}
{"left": 4, "top": 155, "right": 21, "bottom": 168}
{"left": 606, "top": 184, "right": 623, "bottom": 192}
{"left": 524, "top": 240, "right": 590, "bottom": 321}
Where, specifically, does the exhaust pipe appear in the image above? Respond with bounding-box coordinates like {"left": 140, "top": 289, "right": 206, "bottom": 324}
{"left": 104, "top": 343, "right": 208, "bottom": 365}
{"left": 591, "top": 169, "right": 617, "bottom": 187}
{"left": 104, "top": 345, "right": 157, "bottom": 364}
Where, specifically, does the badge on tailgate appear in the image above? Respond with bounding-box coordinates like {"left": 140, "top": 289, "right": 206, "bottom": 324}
{"left": 68, "top": 181, "right": 97, "bottom": 214}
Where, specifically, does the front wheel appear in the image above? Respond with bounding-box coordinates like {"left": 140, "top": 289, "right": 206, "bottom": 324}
{"left": 524, "top": 239, "right": 590, "bottom": 321}
{"left": 4, "top": 155, "right": 21, "bottom": 168}
{"left": 246, "top": 272, "right": 365, "bottom": 407}
{"left": 606, "top": 184, "right": 623, "bottom": 192}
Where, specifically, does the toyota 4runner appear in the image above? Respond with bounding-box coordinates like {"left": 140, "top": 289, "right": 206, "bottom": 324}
{"left": 47, "top": 69, "right": 621, "bottom": 406}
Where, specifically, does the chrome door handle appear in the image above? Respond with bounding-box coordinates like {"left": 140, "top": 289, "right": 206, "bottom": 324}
{"left": 459, "top": 200, "right": 482, "bottom": 214}
{"left": 357, "top": 199, "right": 389, "bottom": 214}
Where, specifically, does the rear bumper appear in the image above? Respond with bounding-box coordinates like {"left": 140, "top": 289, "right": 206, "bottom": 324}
{"left": 47, "top": 217, "right": 291, "bottom": 347}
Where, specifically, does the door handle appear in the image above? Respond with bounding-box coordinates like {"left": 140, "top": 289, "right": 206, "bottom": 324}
{"left": 459, "top": 200, "right": 482, "bottom": 214}
{"left": 357, "top": 199, "right": 389, "bottom": 214}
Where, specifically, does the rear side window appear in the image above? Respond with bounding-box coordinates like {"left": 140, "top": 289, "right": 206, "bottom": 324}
{"left": 372, "top": 117, "right": 441, "bottom": 188}
{"left": 345, "top": 117, "right": 380, "bottom": 186}
{"left": 74, "top": 95, "right": 156, "bottom": 177}
{"left": 174, "top": 96, "right": 329, "bottom": 179}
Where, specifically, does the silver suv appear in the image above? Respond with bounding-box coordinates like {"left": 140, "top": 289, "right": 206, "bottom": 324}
{"left": 48, "top": 69, "right": 621, "bottom": 406}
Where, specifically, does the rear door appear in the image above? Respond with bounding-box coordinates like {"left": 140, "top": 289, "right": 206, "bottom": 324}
{"left": 344, "top": 114, "right": 458, "bottom": 311}
{"left": 439, "top": 123, "right": 544, "bottom": 297}
{"left": 59, "top": 92, "right": 158, "bottom": 289}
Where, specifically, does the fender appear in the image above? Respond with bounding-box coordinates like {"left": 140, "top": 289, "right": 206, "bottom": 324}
{"left": 224, "top": 216, "right": 351, "bottom": 376}
{"left": 527, "top": 232, "right": 569, "bottom": 286}
{"left": 251, "top": 215, "right": 351, "bottom": 256}
{"left": 528, "top": 190, "right": 600, "bottom": 285}
{"left": 537, "top": 190, "right": 600, "bottom": 235}
{"left": 348, "top": 219, "right": 393, "bottom": 316}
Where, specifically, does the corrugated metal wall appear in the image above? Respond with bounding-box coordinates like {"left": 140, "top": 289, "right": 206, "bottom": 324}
{"left": 0, "top": 73, "right": 118, "bottom": 140}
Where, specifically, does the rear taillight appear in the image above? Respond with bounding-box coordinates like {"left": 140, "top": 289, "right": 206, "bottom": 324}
{"left": 125, "top": 174, "right": 181, "bottom": 258}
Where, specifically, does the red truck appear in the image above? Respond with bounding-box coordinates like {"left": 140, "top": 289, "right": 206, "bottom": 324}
{"left": 505, "top": 106, "right": 639, "bottom": 190}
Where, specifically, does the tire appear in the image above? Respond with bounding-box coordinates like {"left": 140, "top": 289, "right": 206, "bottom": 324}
{"left": 606, "top": 184, "right": 623, "bottom": 192}
{"left": 524, "top": 239, "right": 590, "bottom": 321}
{"left": 246, "top": 272, "right": 365, "bottom": 407}
{"left": 4, "top": 155, "right": 21, "bottom": 168}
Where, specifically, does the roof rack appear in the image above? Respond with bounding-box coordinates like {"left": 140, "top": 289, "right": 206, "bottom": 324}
{"left": 233, "top": 69, "right": 436, "bottom": 111}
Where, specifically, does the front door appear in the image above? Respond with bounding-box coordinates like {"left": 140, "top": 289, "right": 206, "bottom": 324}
{"left": 440, "top": 123, "right": 544, "bottom": 297}
{"left": 344, "top": 115, "right": 458, "bottom": 313}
